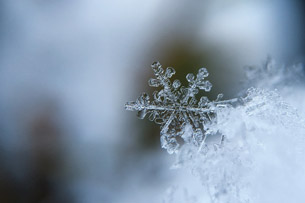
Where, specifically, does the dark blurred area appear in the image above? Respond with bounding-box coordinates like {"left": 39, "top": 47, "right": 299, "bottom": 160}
{"left": 0, "top": 1, "right": 304, "bottom": 202}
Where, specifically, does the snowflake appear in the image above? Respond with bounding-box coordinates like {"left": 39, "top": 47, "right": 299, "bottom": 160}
{"left": 125, "top": 60, "right": 305, "bottom": 203}
{"left": 125, "top": 62, "right": 238, "bottom": 154}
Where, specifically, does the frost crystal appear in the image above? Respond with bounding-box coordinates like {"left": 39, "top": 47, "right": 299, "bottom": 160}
{"left": 125, "top": 60, "right": 305, "bottom": 203}
{"left": 125, "top": 62, "right": 238, "bottom": 154}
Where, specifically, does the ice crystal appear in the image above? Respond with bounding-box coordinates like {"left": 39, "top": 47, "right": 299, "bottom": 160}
{"left": 125, "top": 60, "right": 305, "bottom": 203}
{"left": 163, "top": 87, "right": 305, "bottom": 203}
{"left": 125, "top": 62, "right": 238, "bottom": 154}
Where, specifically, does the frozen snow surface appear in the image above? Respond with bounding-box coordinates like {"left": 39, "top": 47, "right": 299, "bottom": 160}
{"left": 126, "top": 61, "right": 305, "bottom": 203}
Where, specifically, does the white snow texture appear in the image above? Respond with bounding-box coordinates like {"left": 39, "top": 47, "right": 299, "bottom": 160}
{"left": 126, "top": 60, "right": 305, "bottom": 203}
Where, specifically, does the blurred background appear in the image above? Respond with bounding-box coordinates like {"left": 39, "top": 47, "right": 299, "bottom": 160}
{"left": 0, "top": 1, "right": 304, "bottom": 202}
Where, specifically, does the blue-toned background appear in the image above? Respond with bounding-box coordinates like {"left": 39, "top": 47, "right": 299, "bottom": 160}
{"left": 0, "top": 1, "right": 304, "bottom": 202}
